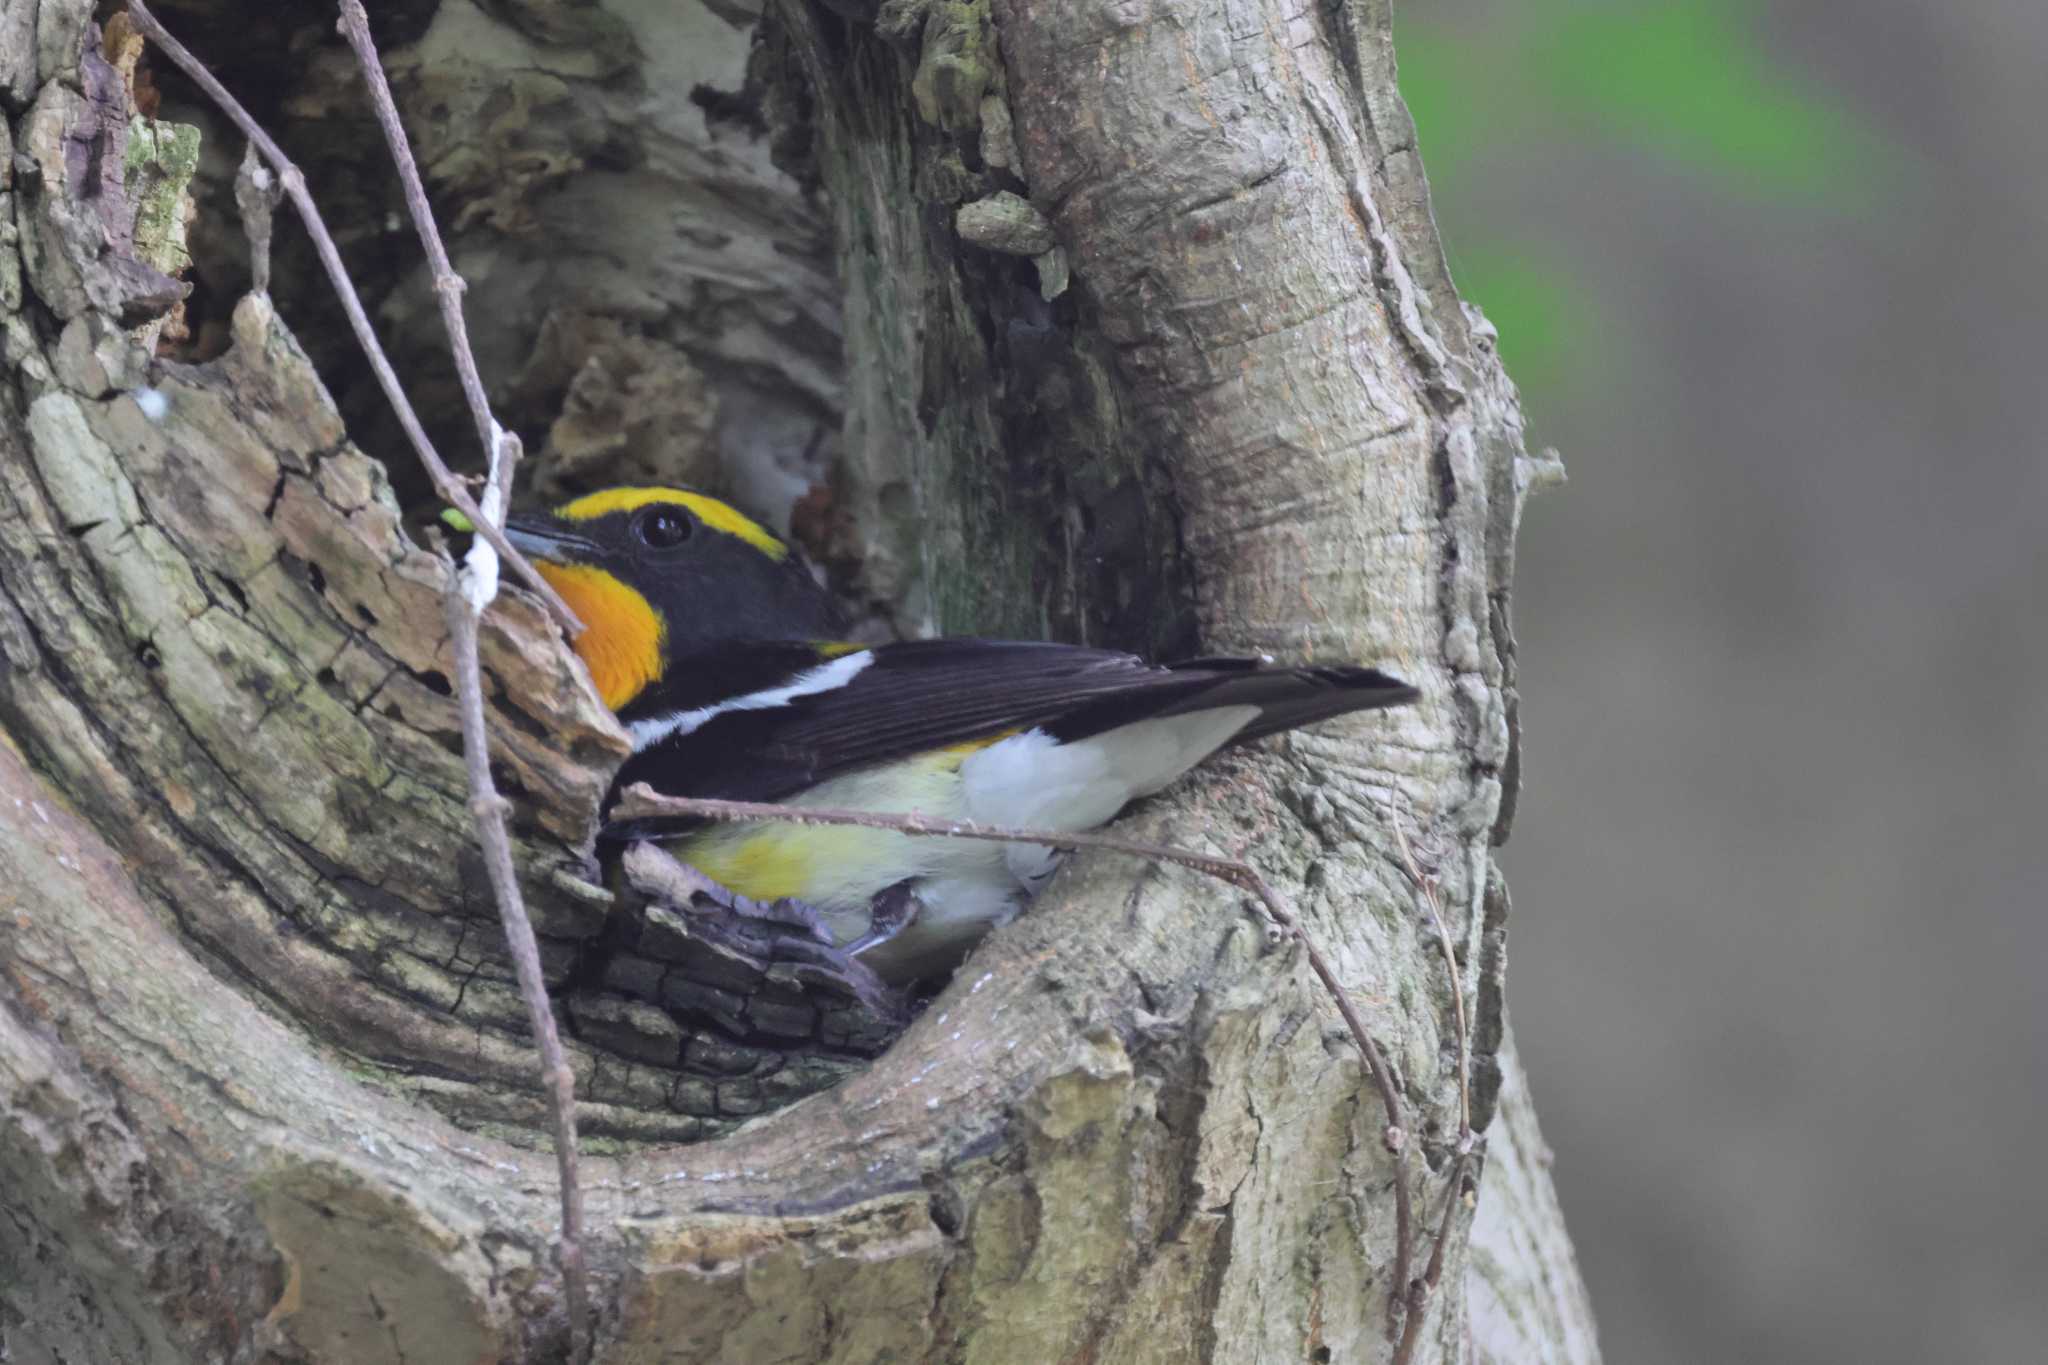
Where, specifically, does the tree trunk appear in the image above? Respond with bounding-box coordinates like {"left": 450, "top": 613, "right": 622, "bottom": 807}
{"left": 0, "top": 1, "right": 1595, "bottom": 1361}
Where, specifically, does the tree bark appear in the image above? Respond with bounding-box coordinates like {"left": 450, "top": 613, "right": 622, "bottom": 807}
{"left": 0, "top": 1, "right": 1594, "bottom": 1361}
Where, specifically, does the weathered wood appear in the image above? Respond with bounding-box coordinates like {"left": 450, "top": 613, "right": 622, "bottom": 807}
{"left": 0, "top": 2, "right": 1594, "bottom": 1361}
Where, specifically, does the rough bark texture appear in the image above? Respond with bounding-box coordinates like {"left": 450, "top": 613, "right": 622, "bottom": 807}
{"left": 0, "top": 1, "right": 1595, "bottom": 1361}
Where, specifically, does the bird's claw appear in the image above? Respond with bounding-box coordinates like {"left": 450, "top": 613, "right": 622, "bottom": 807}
{"left": 621, "top": 842, "right": 913, "bottom": 1024}
{"left": 841, "top": 879, "right": 924, "bottom": 958}
{"left": 620, "top": 841, "right": 834, "bottom": 943}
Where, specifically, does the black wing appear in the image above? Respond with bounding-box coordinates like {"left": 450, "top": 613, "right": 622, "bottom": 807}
{"left": 605, "top": 638, "right": 1415, "bottom": 835}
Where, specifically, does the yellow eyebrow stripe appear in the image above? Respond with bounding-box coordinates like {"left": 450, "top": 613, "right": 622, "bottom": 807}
{"left": 555, "top": 487, "right": 788, "bottom": 561}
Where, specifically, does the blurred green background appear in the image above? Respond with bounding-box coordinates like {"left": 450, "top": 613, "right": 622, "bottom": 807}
{"left": 1396, "top": 2, "right": 2047, "bottom": 1360}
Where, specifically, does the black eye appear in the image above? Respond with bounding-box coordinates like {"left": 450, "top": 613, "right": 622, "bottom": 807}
{"left": 635, "top": 507, "right": 693, "bottom": 549}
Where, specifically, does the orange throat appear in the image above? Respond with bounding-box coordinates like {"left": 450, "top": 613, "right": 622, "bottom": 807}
{"left": 537, "top": 562, "right": 665, "bottom": 711}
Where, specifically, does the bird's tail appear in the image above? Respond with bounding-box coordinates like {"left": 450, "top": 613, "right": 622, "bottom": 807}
{"left": 1159, "top": 659, "right": 1419, "bottom": 743}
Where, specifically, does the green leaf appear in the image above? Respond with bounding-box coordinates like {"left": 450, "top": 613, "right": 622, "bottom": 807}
{"left": 1534, "top": 1, "right": 1868, "bottom": 195}
{"left": 1394, "top": 0, "right": 1886, "bottom": 400}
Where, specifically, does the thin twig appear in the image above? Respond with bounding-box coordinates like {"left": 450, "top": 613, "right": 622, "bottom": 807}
{"left": 447, "top": 567, "right": 591, "bottom": 1364}
{"left": 614, "top": 784, "right": 1416, "bottom": 1318}
{"left": 442, "top": 433, "right": 590, "bottom": 1361}
{"left": 1396, "top": 823, "right": 1469, "bottom": 1143}
{"left": 129, "top": 2, "right": 592, "bottom": 1350}
{"left": 1389, "top": 819, "right": 1476, "bottom": 1365}
{"left": 334, "top": 0, "right": 498, "bottom": 477}
{"left": 124, "top": 0, "right": 581, "bottom": 636}
{"left": 326, "top": 6, "right": 591, "bottom": 1353}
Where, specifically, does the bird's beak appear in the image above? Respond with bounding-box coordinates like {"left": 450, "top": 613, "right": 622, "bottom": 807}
{"left": 502, "top": 513, "right": 599, "bottom": 566}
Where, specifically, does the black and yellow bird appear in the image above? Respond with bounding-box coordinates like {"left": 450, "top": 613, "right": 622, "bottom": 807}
{"left": 501, "top": 486, "right": 1418, "bottom": 980}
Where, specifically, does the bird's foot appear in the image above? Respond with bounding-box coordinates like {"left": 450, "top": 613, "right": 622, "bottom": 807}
{"left": 841, "top": 879, "right": 925, "bottom": 958}
{"left": 621, "top": 842, "right": 912, "bottom": 1026}
{"left": 620, "top": 842, "right": 834, "bottom": 943}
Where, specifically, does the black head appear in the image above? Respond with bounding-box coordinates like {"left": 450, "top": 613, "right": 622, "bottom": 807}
{"left": 504, "top": 486, "right": 843, "bottom": 712}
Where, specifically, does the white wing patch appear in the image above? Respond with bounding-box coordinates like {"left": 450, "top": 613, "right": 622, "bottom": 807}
{"left": 959, "top": 705, "right": 1260, "bottom": 884}
{"left": 627, "top": 650, "right": 873, "bottom": 752}
{"left": 673, "top": 700, "right": 1263, "bottom": 980}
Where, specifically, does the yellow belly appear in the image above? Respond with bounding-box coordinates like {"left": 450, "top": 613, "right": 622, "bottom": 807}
{"left": 673, "top": 741, "right": 1001, "bottom": 913}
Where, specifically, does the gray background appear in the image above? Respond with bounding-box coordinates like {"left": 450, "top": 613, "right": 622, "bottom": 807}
{"left": 1401, "top": 2, "right": 2046, "bottom": 1360}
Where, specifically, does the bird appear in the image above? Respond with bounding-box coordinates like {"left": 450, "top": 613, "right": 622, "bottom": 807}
{"left": 497, "top": 485, "right": 1419, "bottom": 982}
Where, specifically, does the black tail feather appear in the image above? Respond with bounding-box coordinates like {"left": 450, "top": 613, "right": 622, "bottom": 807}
{"left": 1047, "top": 659, "right": 1418, "bottom": 746}
{"left": 1183, "top": 664, "right": 1418, "bottom": 743}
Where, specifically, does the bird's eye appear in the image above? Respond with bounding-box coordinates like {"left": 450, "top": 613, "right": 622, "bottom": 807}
{"left": 635, "top": 507, "right": 693, "bottom": 549}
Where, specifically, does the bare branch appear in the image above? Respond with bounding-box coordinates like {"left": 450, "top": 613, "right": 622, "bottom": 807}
{"left": 1394, "top": 822, "right": 1470, "bottom": 1142}
{"left": 128, "top": 4, "right": 594, "bottom": 1352}
{"left": 334, "top": 0, "right": 500, "bottom": 483}
{"left": 1390, "top": 818, "right": 1476, "bottom": 1365}
{"left": 446, "top": 567, "right": 590, "bottom": 1363}
{"left": 613, "top": 784, "right": 1417, "bottom": 1320}
{"left": 124, "top": 0, "right": 582, "bottom": 637}
{"left": 328, "top": 4, "right": 592, "bottom": 1351}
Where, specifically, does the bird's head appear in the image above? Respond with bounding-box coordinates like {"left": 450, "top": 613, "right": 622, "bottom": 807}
{"left": 494, "top": 486, "right": 843, "bottom": 714}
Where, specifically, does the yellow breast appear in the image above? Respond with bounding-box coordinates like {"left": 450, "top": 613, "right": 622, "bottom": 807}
{"left": 674, "top": 738, "right": 1006, "bottom": 910}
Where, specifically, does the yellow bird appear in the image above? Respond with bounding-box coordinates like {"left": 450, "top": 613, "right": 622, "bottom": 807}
{"left": 500, "top": 486, "right": 1417, "bottom": 981}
